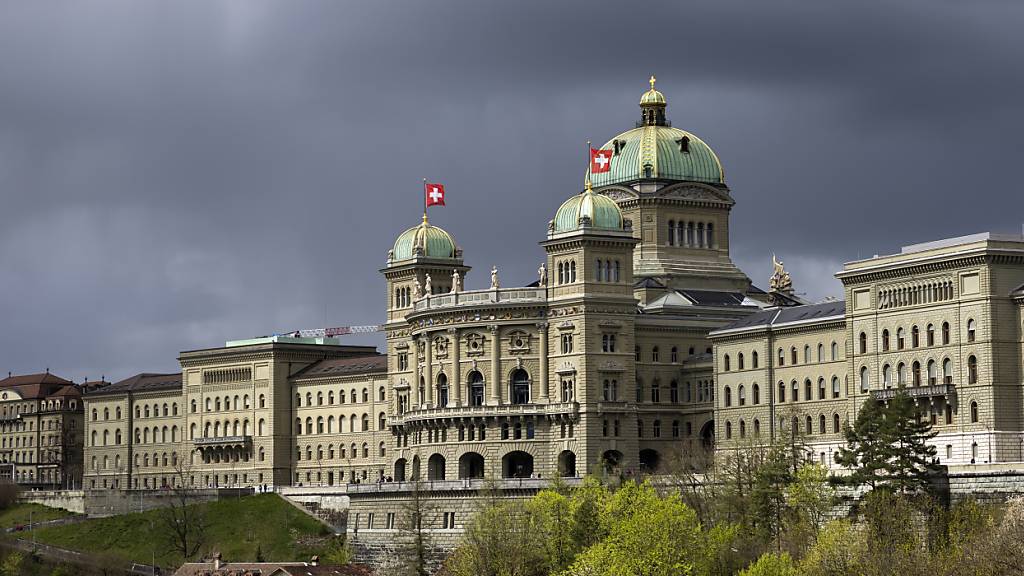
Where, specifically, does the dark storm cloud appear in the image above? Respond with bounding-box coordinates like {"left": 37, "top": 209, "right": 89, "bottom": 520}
{"left": 2, "top": 1, "right": 1023, "bottom": 380}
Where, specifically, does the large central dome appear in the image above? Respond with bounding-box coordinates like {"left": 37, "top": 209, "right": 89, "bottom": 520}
{"left": 586, "top": 77, "right": 724, "bottom": 187}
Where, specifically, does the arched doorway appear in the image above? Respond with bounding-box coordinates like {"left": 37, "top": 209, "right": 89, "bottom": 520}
{"left": 411, "top": 455, "right": 421, "bottom": 481}
{"left": 510, "top": 369, "right": 530, "bottom": 405}
{"left": 601, "top": 450, "right": 623, "bottom": 476}
{"left": 459, "top": 452, "right": 485, "bottom": 479}
{"left": 639, "top": 449, "right": 660, "bottom": 473}
{"left": 468, "top": 371, "right": 485, "bottom": 407}
{"left": 557, "top": 450, "right": 576, "bottom": 477}
{"left": 427, "top": 454, "right": 446, "bottom": 480}
{"left": 699, "top": 420, "right": 715, "bottom": 450}
{"left": 502, "top": 451, "right": 534, "bottom": 478}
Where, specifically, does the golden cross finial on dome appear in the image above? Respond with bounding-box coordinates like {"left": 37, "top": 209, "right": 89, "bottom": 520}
{"left": 649, "top": 75, "right": 656, "bottom": 90}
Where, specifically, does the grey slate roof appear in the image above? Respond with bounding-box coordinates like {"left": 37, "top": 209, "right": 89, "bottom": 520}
{"left": 87, "top": 373, "right": 182, "bottom": 396}
{"left": 291, "top": 355, "right": 387, "bottom": 380}
{"left": 713, "top": 300, "right": 846, "bottom": 334}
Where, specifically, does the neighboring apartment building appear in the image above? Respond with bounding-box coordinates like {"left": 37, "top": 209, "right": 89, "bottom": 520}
{"left": 712, "top": 233, "right": 1024, "bottom": 466}
{"left": 0, "top": 372, "right": 86, "bottom": 488}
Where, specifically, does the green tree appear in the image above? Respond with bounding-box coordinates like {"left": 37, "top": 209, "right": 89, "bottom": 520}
{"left": 444, "top": 500, "right": 547, "bottom": 576}
{"left": 784, "top": 464, "right": 836, "bottom": 553}
{"left": 835, "top": 390, "right": 940, "bottom": 494}
{"left": 798, "top": 520, "right": 867, "bottom": 576}
{"left": 561, "top": 482, "right": 705, "bottom": 576}
{"left": 739, "top": 552, "right": 799, "bottom": 576}
{"left": 0, "top": 552, "right": 22, "bottom": 576}
{"left": 527, "top": 489, "right": 577, "bottom": 573}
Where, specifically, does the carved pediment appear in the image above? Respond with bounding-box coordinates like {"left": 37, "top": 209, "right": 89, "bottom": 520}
{"left": 658, "top": 184, "right": 733, "bottom": 204}
{"left": 599, "top": 188, "right": 638, "bottom": 202}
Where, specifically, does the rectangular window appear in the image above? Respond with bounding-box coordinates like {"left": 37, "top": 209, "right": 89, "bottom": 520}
{"left": 386, "top": 512, "right": 395, "bottom": 529}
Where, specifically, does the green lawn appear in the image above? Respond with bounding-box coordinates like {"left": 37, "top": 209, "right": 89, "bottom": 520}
{"left": 30, "top": 494, "right": 335, "bottom": 568}
{"left": 0, "top": 503, "right": 78, "bottom": 530}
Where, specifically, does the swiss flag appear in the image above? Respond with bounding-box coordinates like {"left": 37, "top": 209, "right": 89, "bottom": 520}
{"left": 425, "top": 182, "right": 446, "bottom": 207}
{"left": 590, "top": 148, "right": 613, "bottom": 173}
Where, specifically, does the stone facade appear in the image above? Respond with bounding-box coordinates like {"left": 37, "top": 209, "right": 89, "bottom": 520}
{"left": 712, "top": 233, "right": 1024, "bottom": 468}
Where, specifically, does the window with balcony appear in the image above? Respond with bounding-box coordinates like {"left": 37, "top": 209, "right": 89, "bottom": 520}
{"left": 468, "top": 371, "right": 484, "bottom": 407}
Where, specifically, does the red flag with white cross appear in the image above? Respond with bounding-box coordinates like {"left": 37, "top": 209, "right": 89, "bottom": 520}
{"left": 424, "top": 182, "right": 446, "bottom": 207}
{"left": 590, "top": 148, "right": 612, "bottom": 173}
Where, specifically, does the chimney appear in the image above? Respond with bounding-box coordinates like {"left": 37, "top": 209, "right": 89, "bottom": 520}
{"left": 213, "top": 552, "right": 222, "bottom": 570}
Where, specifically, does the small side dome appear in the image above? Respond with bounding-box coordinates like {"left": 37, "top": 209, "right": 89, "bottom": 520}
{"left": 553, "top": 183, "right": 624, "bottom": 233}
{"left": 392, "top": 215, "right": 458, "bottom": 261}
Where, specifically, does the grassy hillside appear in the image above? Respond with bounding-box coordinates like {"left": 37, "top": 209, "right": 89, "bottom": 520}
{"left": 0, "top": 503, "right": 77, "bottom": 530}
{"left": 30, "top": 494, "right": 335, "bottom": 568}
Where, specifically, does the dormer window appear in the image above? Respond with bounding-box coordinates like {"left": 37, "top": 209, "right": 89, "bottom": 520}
{"left": 676, "top": 136, "right": 690, "bottom": 153}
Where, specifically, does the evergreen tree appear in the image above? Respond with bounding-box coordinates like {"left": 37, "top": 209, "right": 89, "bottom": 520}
{"left": 835, "top": 388, "right": 941, "bottom": 494}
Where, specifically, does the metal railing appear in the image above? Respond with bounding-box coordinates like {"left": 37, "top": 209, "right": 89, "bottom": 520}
{"left": 391, "top": 401, "right": 579, "bottom": 425}
{"left": 413, "top": 287, "right": 546, "bottom": 312}
{"left": 871, "top": 383, "right": 954, "bottom": 401}
{"left": 193, "top": 435, "right": 252, "bottom": 446}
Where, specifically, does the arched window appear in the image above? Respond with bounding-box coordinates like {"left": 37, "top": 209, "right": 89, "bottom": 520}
{"left": 968, "top": 355, "right": 978, "bottom": 384}
{"left": 437, "top": 373, "right": 449, "bottom": 408}
{"left": 897, "top": 328, "right": 905, "bottom": 350}
{"left": 967, "top": 319, "right": 977, "bottom": 342}
{"left": 791, "top": 347, "right": 798, "bottom": 365}
{"left": 752, "top": 384, "right": 760, "bottom": 405}
{"left": 468, "top": 371, "right": 485, "bottom": 407}
{"left": 804, "top": 379, "right": 812, "bottom": 401}
{"left": 738, "top": 353, "right": 745, "bottom": 370}
{"left": 804, "top": 345, "right": 812, "bottom": 363}
{"left": 724, "top": 354, "right": 731, "bottom": 371}
{"left": 897, "top": 363, "right": 907, "bottom": 385}
{"left": 883, "top": 365, "right": 892, "bottom": 388}
{"left": 725, "top": 421, "right": 732, "bottom": 439}
{"left": 912, "top": 361, "right": 921, "bottom": 386}
{"left": 818, "top": 378, "right": 825, "bottom": 400}
{"left": 778, "top": 348, "right": 785, "bottom": 366}
{"left": 927, "top": 324, "right": 935, "bottom": 346}
{"left": 882, "top": 329, "right": 890, "bottom": 351}
{"left": 833, "top": 413, "right": 841, "bottom": 433}
{"left": 805, "top": 415, "right": 813, "bottom": 434}
{"left": 942, "top": 322, "right": 950, "bottom": 345}
{"left": 738, "top": 385, "right": 745, "bottom": 406}
{"left": 668, "top": 220, "right": 676, "bottom": 245}
{"left": 943, "top": 358, "right": 953, "bottom": 384}
{"left": 792, "top": 381, "right": 799, "bottom": 402}
{"left": 511, "top": 369, "right": 530, "bottom": 404}
{"left": 819, "top": 414, "right": 826, "bottom": 434}
{"left": 379, "top": 412, "right": 387, "bottom": 430}
{"left": 724, "top": 386, "right": 732, "bottom": 407}
{"left": 739, "top": 420, "right": 746, "bottom": 438}
{"left": 912, "top": 326, "right": 920, "bottom": 348}
{"left": 753, "top": 419, "right": 760, "bottom": 437}
{"left": 831, "top": 341, "right": 839, "bottom": 360}
{"left": 752, "top": 351, "right": 759, "bottom": 368}
{"left": 859, "top": 332, "right": 867, "bottom": 354}
{"left": 778, "top": 381, "right": 786, "bottom": 403}
{"left": 927, "top": 360, "right": 937, "bottom": 385}
{"left": 361, "top": 414, "right": 370, "bottom": 432}
{"left": 970, "top": 401, "right": 979, "bottom": 423}
{"left": 671, "top": 346, "right": 679, "bottom": 363}
{"left": 832, "top": 376, "right": 840, "bottom": 398}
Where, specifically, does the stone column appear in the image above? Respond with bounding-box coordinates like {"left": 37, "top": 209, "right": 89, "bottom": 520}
{"left": 450, "top": 328, "right": 461, "bottom": 407}
{"left": 412, "top": 338, "right": 421, "bottom": 409}
{"left": 424, "top": 333, "right": 434, "bottom": 408}
{"left": 538, "top": 323, "right": 550, "bottom": 403}
{"left": 489, "top": 325, "right": 501, "bottom": 405}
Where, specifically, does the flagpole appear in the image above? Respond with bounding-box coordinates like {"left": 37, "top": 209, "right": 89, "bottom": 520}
{"left": 422, "top": 178, "right": 428, "bottom": 222}
{"left": 585, "top": 141, "right": 591, "bottom": 190}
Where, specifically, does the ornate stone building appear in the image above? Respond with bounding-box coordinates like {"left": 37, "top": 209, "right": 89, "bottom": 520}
{"left": 72, "top": 79, "right": 1024, "bottom": 548}
{"left": 82, "top": 79, "right": 766, "bottom": 492}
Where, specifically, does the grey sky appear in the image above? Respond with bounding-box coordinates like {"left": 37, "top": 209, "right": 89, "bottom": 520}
{"left": 2, "top": 1, "right": 1023, "bottom": 382}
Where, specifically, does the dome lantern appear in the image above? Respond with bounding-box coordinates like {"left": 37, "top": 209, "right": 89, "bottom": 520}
{"left": 639, "top": 75, "right": 667, "bottom": 126}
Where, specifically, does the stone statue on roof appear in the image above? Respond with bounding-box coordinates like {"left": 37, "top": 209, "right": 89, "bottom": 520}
{"left": 538, "top": 263, "right": 547, "bottom": 287}
{"left": 451, "top": 270, "right": 461, "bottom": 293}
{"left": 769, "top": 253, "right": 794, "bottom": 295}
{"left": 424, "top": 274, "right": 432, "bottom": 295}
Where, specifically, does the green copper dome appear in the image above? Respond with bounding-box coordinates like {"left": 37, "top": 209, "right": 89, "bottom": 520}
{"left": 392, "top": 215, "right": 458, "bottom": 261}
{"left": 553, "top": 184, "right": 624, "bottom": 233}
{"left": 587, "top": 78, "right": 724, "bottom": 187}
